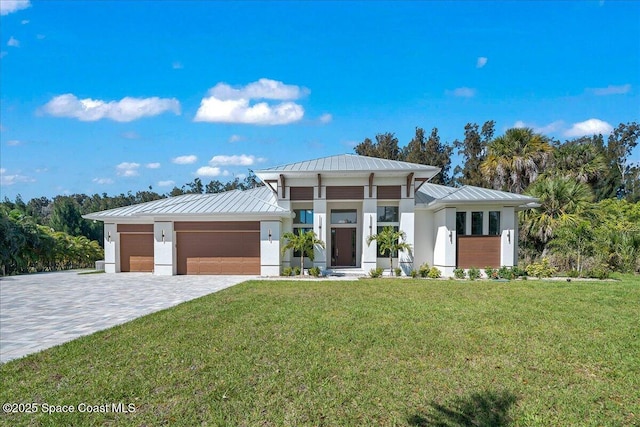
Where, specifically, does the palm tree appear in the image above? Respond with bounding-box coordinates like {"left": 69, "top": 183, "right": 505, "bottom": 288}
{"left": 481, "top": 127, "right": 553, "bottom": 193}
{"left": 520, "top": 176, "right": 595, "bottom": 256}
{"left": 548, "top": 139, "right": 607, "bottom": 185}
{"left": 281, "top": 229, "right": 325, "bottom": 275}
{"left": 366, "top": 226, "right": 412, "bottom": 276}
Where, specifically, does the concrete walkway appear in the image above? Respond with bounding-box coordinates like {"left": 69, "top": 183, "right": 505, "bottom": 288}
{"left": 0, "top": 271, "right": 251, "bottom": 363}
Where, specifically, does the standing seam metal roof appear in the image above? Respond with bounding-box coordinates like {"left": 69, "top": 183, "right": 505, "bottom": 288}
{"left": 257, "top": 154, "right": 440, "bottom": 173}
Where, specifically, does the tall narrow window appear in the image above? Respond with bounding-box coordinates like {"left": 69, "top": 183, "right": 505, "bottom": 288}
{"left": 377, "top": 205, "right": 400, "bottom": 258}
{"left": 489, "top": 211, "right": 501, "bottom": 235}
{"left": 472, "top": 212, "right": 483, "bottom": 235}
{"left": 293, "top": 209, "right": 313, "bottom": 257}
{"left": 456, "top": 212, "right": 466, "bottom": 236}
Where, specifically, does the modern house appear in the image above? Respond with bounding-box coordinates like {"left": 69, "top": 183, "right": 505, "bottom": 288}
{"left": 84, "top": 154, "right": 538, "bottom": 277}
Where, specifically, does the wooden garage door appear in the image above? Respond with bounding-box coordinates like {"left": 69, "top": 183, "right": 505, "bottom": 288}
{"left": 120, "top": 233, "right": 154, "bottom": 272}
{"left": 457, "top": 236, "right": 501, "bottom": 269}
{"left": 176, "top": 222, "right": 260, "bottom": 275}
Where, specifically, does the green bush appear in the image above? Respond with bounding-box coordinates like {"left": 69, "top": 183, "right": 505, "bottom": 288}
{"left": 419, "top": 263, "right": 430, "bottom": 278}
{"left": 410, "top": 269, "right": 418, "bottom": 278}
{"left": 484, "top": 267, "right": 498, "bottom": 279}
{"left": 567, "top": 269, "right": 580, "bottom": 278}
{"left": 498, "top": 266, "right": 514, "bottom": 280}
{"left": 453, "top": 268, "right": 466, "bottom": 279}
{"left": 586, "top": 266, "right": 611, "bottom": 280}
{"left": 427, "top": 267, "right": 441, "bottom": 279}
{"left": 281, "top": 267, "right": 292, "bottom": 276}
{"left": 309, "top": 266, "right": 321, "bottom": 277}
{"left": 468, "top": 267, "right": 481, "bottom": 281}
{"left": 293, "top": 266, "right": 301, "bottom": 276}
{"left": 511, "top": 266, "right": 526, "bottom": 277}
{"left": 394, "top": 267, "right": 402, "bottom": 277}
{"left": 526, "top": 258, "right": 557, "bottom": 278}
{"left": 369, "top": 267, "right": 384, "bottom": 278}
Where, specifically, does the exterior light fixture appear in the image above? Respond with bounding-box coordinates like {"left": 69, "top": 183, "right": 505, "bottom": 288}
{"left": 319, "top": 216, "right": 322, "bottom": 234}
{"left": 369, "top": 215, "right": 373, "bottom": 236}
{"left": 268, "top": 228, "right": 272, "bottom": 243}
{"left": 507, "top": 230, "right": 511, "bottom": 243}
{"left": 162, "top": 229, "right": 165, "bottom": 243}
{"left": 449, "top": 230, "right": 453, "bottom": 243}
{"left": 107, "top": 231, "right": 111, "bottom": 242}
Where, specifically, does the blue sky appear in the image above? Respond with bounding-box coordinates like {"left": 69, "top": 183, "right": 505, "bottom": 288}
{"left": 1, "top": 0, "right": 639, "bottom": 201}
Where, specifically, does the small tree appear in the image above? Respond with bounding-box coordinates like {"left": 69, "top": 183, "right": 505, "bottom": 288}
{"left": 366, "top": 226, "right": 412, "bottom": 276}
{"left": 281, "top": 229, "right": 325, "bottom": 275}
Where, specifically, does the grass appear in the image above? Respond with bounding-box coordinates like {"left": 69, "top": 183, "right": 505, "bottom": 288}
{"left": 1, "top": 277, "right": 639, "bottom": 426}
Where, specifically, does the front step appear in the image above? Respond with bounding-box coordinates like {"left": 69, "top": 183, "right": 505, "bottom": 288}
{"left": 325, "top": 267, "right": 367, "bottom": 277}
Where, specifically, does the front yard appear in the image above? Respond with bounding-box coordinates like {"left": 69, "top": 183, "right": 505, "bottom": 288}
{"left": 1, "top": 277, "right": 638, "bottom": 426}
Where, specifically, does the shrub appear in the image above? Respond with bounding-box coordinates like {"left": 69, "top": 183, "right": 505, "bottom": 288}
{"left": 526, "top": 258, "right": 557, "bottom": 278}
{"left": 567, "top": 269, "right": 580, "bottom": 278}
{"left": 293, "top": 266, "right": 301, "bottom": 276}
{"left": 410, "top": 269, "right": 418, "bottom": 278}
{"left": 369, "top": 267, "right": 384, "bottom": 278}
{"left": 419, "top": 263, "right": 430, "bottom": 278}
{"left": 468, "top": 267, "right": 481, "bottom": 281}
{"left": 586, "top": 266, "right": 611, "bottom": 280}
{"left": 394, "top": 267, "right": 402, "bottom": 277}
{"left": 453, "top": 268, "right": 466, "bottom": 279}
{"left": 498, "top": 266, "right": 514, "bottom": 280}
{"left": 427, "top": 267, "right": 441, "bottom": 279}
{"left": 309, "top": 266, "right": 321, "bottom": 277}
{"left": 511, "top": 266, "right": 526, "bottom": 277}
{"left": 484, "top": 267, "right": 498, "bottom": 279}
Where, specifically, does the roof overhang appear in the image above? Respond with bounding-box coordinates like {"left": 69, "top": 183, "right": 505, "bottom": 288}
{"left": 82, "top": 211, "right": 290, "bottom": 223}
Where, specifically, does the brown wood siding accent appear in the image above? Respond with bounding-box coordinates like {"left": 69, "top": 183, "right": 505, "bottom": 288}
{"left": 326, "top": 186, "right": 364, "bottom": 200}
{"left": 176, "top": 228, "right": 260, "bottom": 275}
{"left": 120, "top": 233, "right": 154, "bottom": 272}
{"left": 174, "top": 221, "right": 259, "bottom": 232}
{"left": 289, "top": 187, "right": 314, "bottom": 201}
{"left": 117, "top": 224, "right": 153, "bottom": 233}
{"left": 457, "top": 236, "right": 501, "bottom": 269}
{"left": 377, "top": 185, "right": 401, "bottom": 199}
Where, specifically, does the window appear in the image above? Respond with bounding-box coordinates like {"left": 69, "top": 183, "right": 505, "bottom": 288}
{"left": 293, "top": 209, "right": 313, "bottom": 225}
{"left": 331, "top": 209, "right": 357, "bottom": 224}
{"left": 292, "top": 227, "right": 313, "bottom": 257}
{"left": 377, "top": 206, "right": 399, "bottom": 222}
{"left": 376, "top": 226, "right": 399, "bottom": 258}
{"left": 489, "top": 211, "right": 501, "bottom": 235}
{"left": 456, "top": 212, "right": 466, "bottom": 236}
{"left": 472, "top": 212, "right": 483, "bottom": 235}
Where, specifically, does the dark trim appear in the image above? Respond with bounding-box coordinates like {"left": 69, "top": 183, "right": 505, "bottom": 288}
{"left": 279, "top": 174, "right": 286, "bottom": 199}
{"left": 117, "top": 224, "right": 153, "bottom": 233}
{"left": 369, "top": 173, "right": 374, "bottom": 198}
{"left": 317, "top": 174, "right": 322, "bottom": 198}
{"left": 406, "top": 172, "right": 414, "bottom": 197}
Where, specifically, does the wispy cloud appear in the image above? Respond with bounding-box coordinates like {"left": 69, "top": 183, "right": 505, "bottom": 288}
{"left": 158, "top": 180, "right": 175, "bottom": 187}
{"left": 0, "top": 168, "right": 35, "bottom": 186}
{"left": 476, "top": 57, "right": 488, "bottom": 68}
{"left": 21, "top": 19, "right": 29, "bottom": 24}
{"left": 228, "top": 134, "right": 245, "bottom": 143}
{"left": 146, "top": 162, "right": 161, "bottom": 169}
{"left": 172, "top": 155, "right": 197, "bottom": 165}
{"left": 172, "top": 61, "right": 183, "bottom": 70}
{"left": 196, "top": 166, "right": 224, "bottom": 177}
{"left": 7, "top": 37, "right": 20, "bottom": 47}
{"left": 319, "top": 113, "right": 333, "bottom": 124}
{"left": 564, "top": 118, "right": 613, "bottom": 137}
{"left": 586, "top": 84, "right": 631, "bottom": 96}
{"left": 121, "top": 131, "right": 140, "bottom": 140}
{"left": 116, "top": 162, "right": 140, "bottom": 177}
{"left": 513, "top": 120, "right": 564, "bottom": 134}
{"left": 0, "top": 0, "right": 31, "bottom": 16}
{"left": 194, "top": 78, "right": 307, "bottom": 125}
{"left": 7, "top": 139, "right": 22, "bottom": 146}
{"left": 209, "top": 154, "right": 264, "bottom": 166}
{"left": 92, "top": 178, "right": 114, "bottom": 185}
{"left": 42, "top": 94, "right": 181, "bottom": 122}
{"left": 447, "top": 87, "right": 477, "bottom": 98}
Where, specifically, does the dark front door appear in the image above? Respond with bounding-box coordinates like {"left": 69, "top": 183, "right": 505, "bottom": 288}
{"left": 332, "top": 228, "right": 356, "bottom": 266}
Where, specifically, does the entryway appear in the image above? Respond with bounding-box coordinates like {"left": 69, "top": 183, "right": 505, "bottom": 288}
{"left": 331, "top": 228, "right": 356, "bottom": 267}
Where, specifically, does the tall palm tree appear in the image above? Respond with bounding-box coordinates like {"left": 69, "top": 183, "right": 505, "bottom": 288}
{"left": 520, "top": 176, "right": 595, "bottom": 255}
{"left": 366, "top": 226, "right": 412, "bottom": 275}
{"left": 481, "top": 127, "right": 553, "bottom": 193}
{"left": 548, "top": 139, "right": 607, "bottom": 185}
{"left": 281, "top": 229, "right": 325, "bottom": 275}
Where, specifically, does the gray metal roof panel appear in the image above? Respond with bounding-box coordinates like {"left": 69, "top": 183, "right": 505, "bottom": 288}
{"left": 417, "top": 183, "right": 538, "bottom": 205}
{"left": 257, "top": 154, "right": 439, "bottom": 173}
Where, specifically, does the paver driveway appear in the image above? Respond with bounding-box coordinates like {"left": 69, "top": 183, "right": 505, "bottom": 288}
{"left": 0, "top": 271, "right": 251, "bottom": 363}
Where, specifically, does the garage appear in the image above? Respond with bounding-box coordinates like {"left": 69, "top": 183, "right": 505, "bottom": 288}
{"left": 176, "top": 222, "right": 260, "bottom": 275}
{"left": 118, "top": 224, "right": 154, "bottom": 272}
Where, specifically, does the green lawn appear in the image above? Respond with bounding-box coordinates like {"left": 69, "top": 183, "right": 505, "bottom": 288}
{"left": 1, "top": 277, "right": 639, "bottom": 426}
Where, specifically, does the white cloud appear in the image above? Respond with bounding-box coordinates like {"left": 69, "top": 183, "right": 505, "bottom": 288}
{"left": 0, "top": 51, "right": 7, "bottom": 59}
{"left": 447, "top": 87, "right": 476, "bottom": 98}
{"left": 121, "top": 131, "right": 140, "bottom": 139}
{"left": 228, "top": 134, "right": 245, "bottom": 143}
{"left": 513, "top": 120, "right": 564, "bottom": 134}
{"left": 564, "top": 118, "right": 613, "bottom": 137}
{"left": 7, "top": 139, "right": 22, "bottom": 146}
{"left": 7, "top": 37, "right": 20, "bottom": 47}
{"left": 146, "top": 162, "right": 161, "bottom": 169}
{"left": 196, "top": 166, "right": 223, "bottom": 177}
{"left": 0, "top": 168, "right": 34, "bottom": 186}
{"left": 587, "top": 84, "right": 631, "bottom": 96}
{"left": 194, "top": 78, "right": 307, "bottom": 125}
{"left": 319, "top": 113, "right": 333, "bottom": 124}
{"left": 476, "top": 57, "right": 488, "bottom": 68}
{"left": 0, "top": 0, "right": 31, "bottom": 16}
{"left": 116, "top": 162, "right": 140, "bottom": 177}
{"left": 21, "top": 19, "right": 29, "bottom": 24}
{"left": 92, "top": 178, "right": 114, "bottom": 185}
{"left": 42, "top": 94, "right": 181, "bottom": 122}
{"left": 172, "top": 155, "right": 197, "bottom": 165}
{"left": 158, "top": 180, "right": 175, "bottom": 187}
{"left": 172, "top": 61, "right": 183, "bottom": 69}
{"left": 209, "top": 154, "right": 264, "bottom": 166}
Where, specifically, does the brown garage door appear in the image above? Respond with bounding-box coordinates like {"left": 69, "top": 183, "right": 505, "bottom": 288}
{"left": 120, "top": 233, "right": 154, "bottom": 272}
{"left": 457, "top": 236, "right": 501, "bottom": 269}
{"left": 176, "top": 222, "right": 260, "bottom": 275}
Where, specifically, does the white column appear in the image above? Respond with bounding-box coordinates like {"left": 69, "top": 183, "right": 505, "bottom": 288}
{"left": 433, "top": 207, "right": 456, "bottom": 277}
{"left": 398, "top": 198, "right": 415, "bottom": 275}
{"left": 261, "top": 221, "right": 281, "bottom": 276}
{"left": 154, "top": 221, "right": 175, "bottom": 275}
{"left": 103, "top": 223, "right": 119, "bottom": 273}
{"left": 362, "top": 198, "right": 377, "bottom": 272}
{"left": 313, "top": 199, "right": 328, "bottom": 271}
{"left": 500, "top": 207, "right": 516, "bottom": 267}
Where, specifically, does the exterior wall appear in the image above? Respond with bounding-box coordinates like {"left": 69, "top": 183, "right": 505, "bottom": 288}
{"left": 500, "top": 207, "right": 516, "bottom": 267}
{"left": 433, "top": 207, "right": 457, "bottom": 276}
{"left": 361, "top": 198, "right": 377, "bottom": 273}
{"left": 398, "top": 198, "right": 415, "bottom": 275}
{"left": 414, "top": 210, "right": 434, "bottom": 269}
{"left": 104, "top": 223, "right": 119, "bottom": 273}
{"left": 154, "top": 221, "right": 175, "bottom": 275}
{"left": 260, "top": 221, "right": 281, "bottom": 276}
{"left": 313, "top": 198, "right": 328, "bottom": 271}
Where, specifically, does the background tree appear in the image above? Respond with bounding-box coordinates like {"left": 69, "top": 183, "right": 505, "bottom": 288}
{"left": 547, "top": 137, "right": 606, "bottom": 186}
{"left": 453, "top": 121, "right": 495, "bottom": 187}
{"left": 402, "top": 127, "right": 453, "bottom": 185}
{"left": 354, "top": 132, "right": 401, "bottom": 160}
{"left": 281, "top": 229, "right": 325, "bottom": 275}
{"left": 481, "top": 127, "right": 553, "bottom": 193}
{"left": 592, "top": 122, "right": 640, "bottom": 200}
{"left": 366, "top": 226, "right": 412, "bottom": 276}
